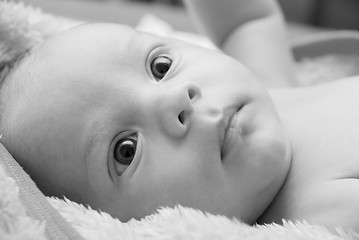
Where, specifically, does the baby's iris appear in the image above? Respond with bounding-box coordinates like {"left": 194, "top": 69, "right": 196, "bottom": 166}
{"left": 151, "top": 56, "right": 172, "bottom": 81}
{"left": 114, "top": 136, "right": 137, "bottom": 165}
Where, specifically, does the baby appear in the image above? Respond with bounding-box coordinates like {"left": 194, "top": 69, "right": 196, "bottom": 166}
{"left": 1, "top": 0, "right": 358, "bottom": 233}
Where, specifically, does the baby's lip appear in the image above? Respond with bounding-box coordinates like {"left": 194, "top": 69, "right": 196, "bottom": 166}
{"left": 220, "top": 106, "right": 243, "bottom": 159}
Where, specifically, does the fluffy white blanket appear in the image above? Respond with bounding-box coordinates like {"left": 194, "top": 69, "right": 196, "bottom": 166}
{"left": 50, "top": 197, "right": 359, "bottom": 240}
{"left": 0, "top": 160, "right": 46, "bottom": 240}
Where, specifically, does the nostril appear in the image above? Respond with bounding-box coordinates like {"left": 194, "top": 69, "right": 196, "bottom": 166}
{"left": 178, "top": 111, "right": 185, "bottom": 125}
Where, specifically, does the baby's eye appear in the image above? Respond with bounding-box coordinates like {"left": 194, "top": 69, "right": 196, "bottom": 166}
{"left": 114, "top": 135, "right": 137, "bottom": 165}
{"left": 150, "top": 56, "right": 172, "bottom": 81}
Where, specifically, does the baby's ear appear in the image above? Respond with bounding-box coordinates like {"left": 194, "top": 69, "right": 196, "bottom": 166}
{"left": 0, "top": 1, "right": 82, "bottom": 81}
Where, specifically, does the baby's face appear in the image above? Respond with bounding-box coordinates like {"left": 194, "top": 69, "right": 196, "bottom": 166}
{"left": 8, "top": 23, "right": 290, "bottom": 222}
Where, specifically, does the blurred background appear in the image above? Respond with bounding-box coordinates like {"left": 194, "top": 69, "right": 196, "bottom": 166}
{"left": 17, "top": 0, "right": 359, "bottom": 39}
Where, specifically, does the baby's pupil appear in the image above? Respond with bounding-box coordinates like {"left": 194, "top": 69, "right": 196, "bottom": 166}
{"left": 155, "top": 62, "right": 170, "bottom": 74}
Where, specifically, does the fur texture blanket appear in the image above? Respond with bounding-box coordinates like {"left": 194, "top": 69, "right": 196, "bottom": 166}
{"left": 1, "top": 1, "right": 359, "bottom": 240}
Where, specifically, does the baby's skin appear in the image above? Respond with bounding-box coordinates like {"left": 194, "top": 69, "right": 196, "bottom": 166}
{"left": 1, "top": 23, "right": 359, "bottom": 233}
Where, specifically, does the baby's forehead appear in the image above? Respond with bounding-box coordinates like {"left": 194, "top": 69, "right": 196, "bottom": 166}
{"left": 18, "top": 23, "right": 157, "bottom": 103}
{"left": 38, "top": 23, "right": 173, "bottom": 74}
{"left": 32, "top": 23, "right": 141, "bottom": 75}
{"left": 23, "top": 23, "right": 187, "bottom": 100}
{"left": 43, "top": 23, "right": 136, "bottom": 54}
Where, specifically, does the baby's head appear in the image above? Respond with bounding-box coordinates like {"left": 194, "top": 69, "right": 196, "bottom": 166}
{"left": 0, "top": 23, "right": 291, "bottom": 223}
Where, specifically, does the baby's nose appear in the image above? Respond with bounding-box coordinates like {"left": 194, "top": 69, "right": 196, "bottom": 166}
{"left": 156, "top": 82, "right": 201, "bottom": 138}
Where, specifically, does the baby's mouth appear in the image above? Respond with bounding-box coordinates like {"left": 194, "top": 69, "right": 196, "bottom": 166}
{"left": 220, "top": 106, "right": 244, "bottom": 160}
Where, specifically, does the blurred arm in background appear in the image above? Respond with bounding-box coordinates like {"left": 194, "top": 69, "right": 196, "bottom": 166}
{"left": 183, "top": 0, "right": 296, "bottom": 88}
